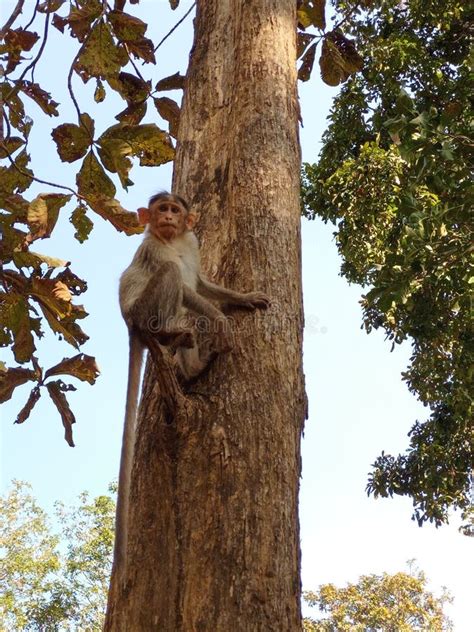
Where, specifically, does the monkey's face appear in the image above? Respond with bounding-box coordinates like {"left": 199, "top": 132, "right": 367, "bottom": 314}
{"left": 148, "top": 199, "right": 187, "bottom": 242}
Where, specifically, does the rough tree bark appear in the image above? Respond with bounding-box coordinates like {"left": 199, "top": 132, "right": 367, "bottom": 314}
{"left": 105, "top": 1, "right": 306, "bottom": 630}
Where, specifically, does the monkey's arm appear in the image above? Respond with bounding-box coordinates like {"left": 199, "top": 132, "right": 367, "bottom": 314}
{"left": 197, "top": 275, "right": 270, "bottom": 309}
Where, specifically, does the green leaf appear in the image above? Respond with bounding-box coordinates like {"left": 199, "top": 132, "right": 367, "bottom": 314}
{"left": 0, "top": 226, "right": 27, "bottom": 265}
{"left": 27, "top": 193, "right": 72, "bottom": 242}
{"left": 97, "top": 138, "right": 133, "bottom": 187}
{"left": 52, "top": 0, "right": 102, "bottom": 42}
{"left": 44, "top": 353, "right": 100, "bottom": 384}
{"left": 87, "top": 197, "right": 143, "bottom": 235}
{"left": 98, "top": 123, "right": 174, "bottom": 167}
{"left": 297, "top": 0, "right": 326, "bottom": 30}
{"left": 319, "top": 32, "right": 363, "bottom": 87}
{"left": 440, "top": 142, "right": 454, "bottom": 161}
{"left": 94, "top": 79, "right": 106, "bottom": 103}
{"left": 127, "top": 37, "right": 156, "bottom": 64}
{"left": 0, "top": 136, "right": 25, "bottom": 158}
{"left": 77, "top": 151, "right": 117, "bottom": 198}
{"left": 155, "top": 72, "right": 185, "bottom": 92}
{"left": 319, "top": 39, "right": 345, "bottom": 86}
{"left": 29, "top": 278, "right": 89, "bottom": 349}
{"left": 18, "top": 81, "right": 59, "bottom": 116}
{"left": 108, "top": 71, "right": 151, "bottom": 103}
{"left": 55, "top": 267, "right": 88, "bottom": 296}
{"left": 14, "top": 251, "right": 68, "bottom": 269}
{"left": 0, "top": 150, "right": 33, "bottom": 194}
{"left": 1, "top": 294, "right": 37, "bottom": 363}
{"left": 73, "top": 20, "right": 128, "bottom": 83}
{"left": 108, "top": 10, "right": 147, "bottom": 41}
{"left": 0, "top": 192, "right": 29, "bottom": 221}
{"left": 13, "top": 250, "right": 68, "bottom": 270}
{"left": 396, "top": 89, "right": 415, "bottom": 115}
{"left": 70, "top": 205, "right": 94, "bottom": 243}
{"left": 0, "top": 366, "right": 37, "bottom": 403}
{"left": 115, "top": 101, "right": 147, "bottom": 126}
{"left": 37, "top": 0, "right": 65, "bottom": 13}
{"left": 51, "top": 120, "right": 93, "bottom": 163}
{"left": 3, "top": 28, "right": 40, "bottom": 74}
{"left": 46, "top": 381, "right": 76, "bottom": 446}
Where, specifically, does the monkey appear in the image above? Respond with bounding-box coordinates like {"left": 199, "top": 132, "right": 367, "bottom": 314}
{"left": 113, "top": 191, "right": 270, "bottom": 581}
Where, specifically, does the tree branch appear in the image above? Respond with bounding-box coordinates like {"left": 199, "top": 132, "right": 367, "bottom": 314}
{"left": 153, "top": 2, "right": 196, "bottom": 53}
{"left": 0, "top": 0, "right": 25, "bottom": 39}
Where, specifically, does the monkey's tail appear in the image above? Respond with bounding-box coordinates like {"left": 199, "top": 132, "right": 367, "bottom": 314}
{"left": 113, "top": 333, "right": 143, "bottom": 579}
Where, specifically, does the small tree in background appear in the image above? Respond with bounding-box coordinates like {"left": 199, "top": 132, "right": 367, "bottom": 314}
{"left": 303, "top": 566, "right": 453, "bottom": 632}
{"left": 0, "top": 481, "right": 114, "bottom": 631}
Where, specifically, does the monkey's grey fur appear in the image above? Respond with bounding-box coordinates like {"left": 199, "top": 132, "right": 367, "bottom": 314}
{"left": 113, "top": 196, "right": 270, "bottom": 584}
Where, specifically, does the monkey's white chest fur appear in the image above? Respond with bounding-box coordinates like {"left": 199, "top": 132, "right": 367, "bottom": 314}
{"left": 165, "top": 231, "right": 201, "bottom": 290}
{"left": 119, "top": 231, "right": 200, "bottom": 317}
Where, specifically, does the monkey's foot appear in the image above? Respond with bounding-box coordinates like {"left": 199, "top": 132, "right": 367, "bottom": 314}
{"left": 157, "top": 328, "right": 195, "bottom": 350}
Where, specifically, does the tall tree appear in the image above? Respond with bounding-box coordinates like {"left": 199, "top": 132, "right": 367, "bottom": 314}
{"left": 104, "top": 1, "right": 306, "bottom": 628}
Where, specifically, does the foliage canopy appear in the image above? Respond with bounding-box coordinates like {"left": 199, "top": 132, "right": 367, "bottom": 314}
{"left": 0, "top": 480, "right": 114, "bottom": 631}
{"left": 302, "top": 0, "right": 473, "bottom": 528}
{"left": 0, "top": 483, "right": 454, "bottom": 631}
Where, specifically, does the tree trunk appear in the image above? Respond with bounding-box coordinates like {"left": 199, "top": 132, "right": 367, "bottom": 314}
{"left": 105, "top": 1, "right": 306, "bottom": 630}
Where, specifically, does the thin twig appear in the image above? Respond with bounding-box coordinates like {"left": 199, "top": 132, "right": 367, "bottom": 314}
{"left": 67, "top": 29, "right": 96, "bottom": 139}
{"left": 1, "top": 143, "right": 86, "bottom": 200}
{"left": 124, "top": 43, "right": 147, "bottom": 84}
{"left": 1, "top": 109, "right": 12, "bottom": 142}
{"left": 24, "top": 0, "right": 40, "bottom": 32}
{"left": 0, "top": 0, "right": 26, "bottom": 39}
{"left": 332, "top": 1, "right": 361, "bottom": 32}
{"left": 67, "top": 60, "right": 83, "bottom": 123}
{"left": 17, "top": 11, "right": 49, "bottom": 81}
{"left": 153, "top": 2, "right": 196, "bottom": 53}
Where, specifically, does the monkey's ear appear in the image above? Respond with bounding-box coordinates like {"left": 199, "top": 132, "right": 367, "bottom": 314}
{"left": 137, "top": 207, "right": 150, "bottom": 225}
{"left": 186, "top": 212, "right": 200, "bottom": 230}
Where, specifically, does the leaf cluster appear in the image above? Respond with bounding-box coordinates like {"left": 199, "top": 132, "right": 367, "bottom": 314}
{"left": 301, "top": 0, "right": 473, "bottom": 525}
{"left": 0, "top": 480, "right": 115, "bottom": 631}
{"left": 303, "top": 568, "right": 453, "bottom": 631}
{"left": 1, "top": 0, "right": 186, "bottom": 442}
{"left": 297, "top": 1, "right": 364, "bottom": 85}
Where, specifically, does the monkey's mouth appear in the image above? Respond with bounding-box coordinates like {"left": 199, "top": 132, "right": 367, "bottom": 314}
{"left": 159, "top": 224, "right": 178, "bottom": 231}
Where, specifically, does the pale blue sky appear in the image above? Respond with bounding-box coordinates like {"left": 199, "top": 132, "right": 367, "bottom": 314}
{"left": 1, "top": 2, "right": 472, "bottom": 629}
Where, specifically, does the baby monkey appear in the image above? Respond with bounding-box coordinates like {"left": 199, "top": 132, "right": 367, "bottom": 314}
{"left": 114, "top": 191, "right": 270, "bottom": 579}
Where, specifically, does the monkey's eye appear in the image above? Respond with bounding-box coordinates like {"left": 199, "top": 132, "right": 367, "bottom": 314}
{"left": 157, "top": 203, "right": 181, "bottom": 214}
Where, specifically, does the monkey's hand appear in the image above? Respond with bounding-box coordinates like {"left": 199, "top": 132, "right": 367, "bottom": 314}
{"left": 240, "top": 292, "right": 271, "bottom": 310}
